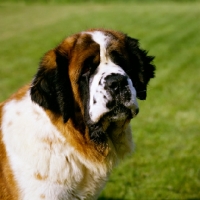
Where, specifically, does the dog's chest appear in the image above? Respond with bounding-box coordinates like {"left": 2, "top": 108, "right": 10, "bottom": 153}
{"left": 1, "top": 93, "right": 106, "bottom": 200}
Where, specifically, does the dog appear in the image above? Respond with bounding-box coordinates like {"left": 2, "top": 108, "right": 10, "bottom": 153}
{"left": 0, "top": 29, "right": 155, "bottom": 200}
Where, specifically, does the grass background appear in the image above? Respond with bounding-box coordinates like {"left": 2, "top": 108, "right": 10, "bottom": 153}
{"left": 0, "top": 0, "right": 200, "bottom": 199}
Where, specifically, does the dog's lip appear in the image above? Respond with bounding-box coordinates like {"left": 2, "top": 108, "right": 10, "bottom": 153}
{"left": 104, "top": 105, "right": 133, "bottom": 120}
{"left": 131, "top": 106, "right": 139, "bottom": 117}
{"left": 100, "top": 105, "right": 133, "bottom": 132}
{"left": 90, "top": 104, "right": 138, "bottom": 128}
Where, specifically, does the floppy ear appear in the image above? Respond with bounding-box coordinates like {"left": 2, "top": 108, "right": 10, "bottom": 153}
{"left": 30, "top": 48, "right": 73, "bottom": 123}
{"left": 126, "top": 36, "right": 155, "bottom": 100}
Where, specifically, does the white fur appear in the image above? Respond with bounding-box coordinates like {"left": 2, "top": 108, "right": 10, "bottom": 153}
{"left": 1, "top": 91, "right": 108, "bottom": 200}
{"left": 88, "top": 31, "right": 138, "bottom": 123}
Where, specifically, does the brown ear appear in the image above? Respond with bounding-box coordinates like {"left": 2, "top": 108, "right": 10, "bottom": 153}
{"left": 126, "top": 36, "right": 155, "bottom": 100}
{"left": 30, "top": 48, "right": 74, "bottom": 123}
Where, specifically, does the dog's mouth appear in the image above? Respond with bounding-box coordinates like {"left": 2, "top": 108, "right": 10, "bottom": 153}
{"left": 89, "top": 103, "right": 139, "bottom": 128}
{"left": 104, "top": 105, "right": 134, "bottom": 122}
{"left": 87, "top": 104, "right": 138, "bottom": 144}
{"left": 100, "top": 104, "right": 139, "bottom": 131}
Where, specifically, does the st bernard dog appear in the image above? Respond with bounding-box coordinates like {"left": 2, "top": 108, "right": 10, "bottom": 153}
{"left": 0, "top": 29, "right": 155, "bottom": 200}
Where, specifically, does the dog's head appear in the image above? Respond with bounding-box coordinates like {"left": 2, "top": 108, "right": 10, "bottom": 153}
{"left": 31, "top": 29, "right": 155, "bottom": 143}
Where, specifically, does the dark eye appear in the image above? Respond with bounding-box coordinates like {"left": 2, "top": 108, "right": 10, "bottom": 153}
{"left": 110, "top": 50, "right": 126, "bottom": 67}
{"left": 82, "top": 56, "right": 99, "bottom": 76}
{"left": 82, "top": 65, "right": 91, "bottom": 76}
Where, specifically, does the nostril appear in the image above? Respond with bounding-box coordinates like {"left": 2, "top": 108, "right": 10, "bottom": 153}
{"left": 108, "top": 81, "right": 119, "bottom": 91}
{"left": 105, "top": 74, "right": 128, "bottom": 91}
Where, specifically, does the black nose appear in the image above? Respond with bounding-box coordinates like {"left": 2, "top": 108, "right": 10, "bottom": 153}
{"left": 105, "top": 74, "right": 128, "bottom": 92}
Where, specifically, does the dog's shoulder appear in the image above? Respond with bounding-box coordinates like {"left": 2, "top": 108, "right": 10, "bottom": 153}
{"left": 0, "top": 85, "right": 109, "bottom": 199}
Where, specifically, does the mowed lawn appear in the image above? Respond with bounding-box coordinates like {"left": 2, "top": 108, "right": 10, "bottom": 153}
{"left": 0, "top": 1, "right": 200, "bottom": 199}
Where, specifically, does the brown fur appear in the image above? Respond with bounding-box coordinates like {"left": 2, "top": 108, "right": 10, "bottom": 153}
{"left": 0, "top": 105, "right": 19, "bottom": 200}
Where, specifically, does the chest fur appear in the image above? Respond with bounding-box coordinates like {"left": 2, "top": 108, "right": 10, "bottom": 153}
{"left": 1, "top": 93, "right": 107, "bottom": 200}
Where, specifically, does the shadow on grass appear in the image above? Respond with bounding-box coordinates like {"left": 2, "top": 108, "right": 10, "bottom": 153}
{"left": 98, "top": 197, "right": 200, "bottom": 200}
{"left": 187, "top": 199, "right": 200, "bottom": 200}
{"left": 99, "top": 198, "right": 200, "bottom": 200}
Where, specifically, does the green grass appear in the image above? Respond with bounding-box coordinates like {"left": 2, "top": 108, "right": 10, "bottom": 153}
{"left": 1, "top": 1, "right": 200, "bottom": 199}
{"left": 1, "top": 0, "right": 200, "bottom": 4}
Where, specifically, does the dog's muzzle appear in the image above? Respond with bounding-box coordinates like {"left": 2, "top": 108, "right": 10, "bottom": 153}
{"left": 89, "top": 68, "right": 139, "bottom": 124}
{"left": 104, "top": 73, "right": 139, "bottom": 121}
